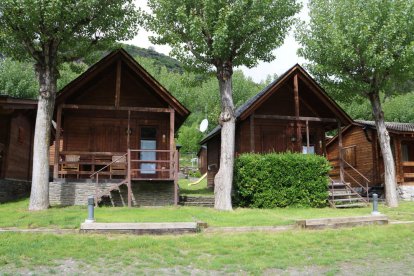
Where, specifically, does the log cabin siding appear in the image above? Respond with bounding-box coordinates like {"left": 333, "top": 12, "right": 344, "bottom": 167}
{"left": 326, "top": 125, "right": 378, "bottom": 186}
{"left": 3, "top": 114, "right": 33, "bottom": 180}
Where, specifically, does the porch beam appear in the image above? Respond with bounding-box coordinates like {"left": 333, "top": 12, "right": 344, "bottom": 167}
{"left": 115, "top": 60, "right": 121, "bottom": 108}
{"left": 53, "top": 105, "right": 62, "bottom": 179}
{"left": 338, "top": 121, "right": 344, "bottom": 183}
{"left": 294, "top": 74, "right": 301, "bottom": 151}
{"left": 254, "top": 114, "right": 337, "bottom": 123}
{"left": 61, "top": 104, "right": 171, "bottom": 113}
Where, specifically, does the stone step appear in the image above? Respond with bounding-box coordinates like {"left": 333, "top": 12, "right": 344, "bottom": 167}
{"left": 332, "top": 198, "right": 365, "bottom": 203}
{"left": 80, "top": 222, "right": 200, "bottom": 235}
{"left": 296, "top": 215, "right": 388, "bottom": 229}
{"left": 335, "top": 203, "right": 368, "bottom": 208}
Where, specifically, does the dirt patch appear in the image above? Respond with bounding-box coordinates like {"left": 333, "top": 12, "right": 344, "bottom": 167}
{"left": 2, "top": 256, "right": 414, "bottom": 275}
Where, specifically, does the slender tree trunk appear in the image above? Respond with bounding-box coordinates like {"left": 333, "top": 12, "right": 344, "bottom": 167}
{"left": 214, "top": 63, "right": 235, "bottom": 211}
{"left": 368, "top": 91, "right": 399, "bottom": 207}
{"left": 29, "top": 60, "right": 57, "bottom": 211}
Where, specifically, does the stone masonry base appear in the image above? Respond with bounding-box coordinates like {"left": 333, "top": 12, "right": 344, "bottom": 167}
{"left": 49, "top": 180, "right": 175, "bottom": 206}
{"left": 0, "top": 179, "right": 31, "bottom": 203}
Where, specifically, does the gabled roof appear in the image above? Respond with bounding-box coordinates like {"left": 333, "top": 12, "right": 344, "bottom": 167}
{"left": 355, "top": 120, "right": 414, "bottom": 133}
{"left": 326, "top": 120, "right": 414, "bottom": 147}
{"left": 0, "top": 95, "right": 37, "bottom": 108}
{"left": 56, "top": 48, "right": 190, "bottom": 121}
{"left": 200, "top": 64, "right": 352, "bottom": 144}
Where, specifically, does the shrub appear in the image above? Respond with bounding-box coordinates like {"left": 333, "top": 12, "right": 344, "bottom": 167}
{"left": 233, "top": 152, "right": 330, "bottom": 208}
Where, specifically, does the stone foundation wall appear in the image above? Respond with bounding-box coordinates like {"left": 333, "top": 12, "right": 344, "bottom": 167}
{"left": 0, "top": 179, "right": 31, "bottom": 203}
{"left": 49, "top": 180, "right": 175, "bottom": 206}
{"left": 399, "top": 185, "right": 414, "bottom": 201}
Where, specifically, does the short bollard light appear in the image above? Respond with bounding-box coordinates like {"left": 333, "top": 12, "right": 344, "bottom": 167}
{"left": 371, "top": 193, "right": 381, "bottom": 216}
{"left": 85, "top": 196, "right": 95, "bottom": 223}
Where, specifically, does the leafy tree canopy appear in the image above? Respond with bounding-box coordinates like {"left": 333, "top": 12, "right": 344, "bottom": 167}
{"left": 145, "top": 0, "right": 300, "bottom": 72}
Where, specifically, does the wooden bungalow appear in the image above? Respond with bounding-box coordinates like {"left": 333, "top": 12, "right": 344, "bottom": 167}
{"left": 326, "top": 120, "right": 414, "bottom": 200}
{"left": 200, "top": 64, "right": 353, "bottom": 189}
{"left": 0, "top": 96, "right": 36, "bottom": 181}
{"left": 0, "top": 96, "right": 36, "bottom": 202}
{"left": 49, "top": 49, "right": 190, "bottom": 206}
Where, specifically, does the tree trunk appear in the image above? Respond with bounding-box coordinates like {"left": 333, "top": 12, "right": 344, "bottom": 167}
{"left": 368, "top": 91, "right": 399, "bottom": 207}
{"left": 214, "top": 63, "right": 235, "bottom": 211}
{"left": 29, "top": 61, "right": 57, "bottom": 211}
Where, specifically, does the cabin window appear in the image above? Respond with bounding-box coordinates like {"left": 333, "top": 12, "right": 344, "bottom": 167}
{"left": 140, "top": 127, "right": 157, "bottom": 174}
{"left": 343, "top": 146, "right": 357, "bottom": 167}
{"left": 401, "top": 142, "right": 414, "bottom": 162}
{"left": 302, "top": 134, "right": 315, "bottom": 154}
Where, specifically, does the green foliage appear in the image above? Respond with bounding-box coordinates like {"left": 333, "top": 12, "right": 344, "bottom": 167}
{"left": 234, "top": 153, "right": 330, "bottom": 208}
{"left": 0, "top": 1, "right": 139, "bottom": 65}
{"left": 297, "top": 0, "right": 414, "bottom": 98}
{"left": 0, "top": 58, "right": 37, "bottom": 98}
{"left": 0, "top": 58, "right": 89, "bottom": 99}
{"left": 145, "top": 0, "right": 301, "bottom": 72}
{"left": 176, "top": 123, "right": 204, "bottom": 153}
{"left": 134, "top": 54, "right": 264, "bottom": 131}
{"left": 339, "top": 92, "right": 414, "bottom": 123}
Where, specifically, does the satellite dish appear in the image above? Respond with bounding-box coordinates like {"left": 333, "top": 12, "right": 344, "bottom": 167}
{"left": 199, "top": 119, "right": 209, "bottom": 132}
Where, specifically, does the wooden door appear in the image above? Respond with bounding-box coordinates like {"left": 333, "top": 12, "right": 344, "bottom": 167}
{"left": 261, "top": 126, "right": 287, "bottom": 153}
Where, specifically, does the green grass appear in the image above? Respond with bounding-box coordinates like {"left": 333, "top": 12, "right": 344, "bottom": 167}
{"left": 178, "top": 178, "right": 213, "bottom": 196}
{"left": 0, "top": 224, "right": 413, "bottom": 273}
{"left": 1, "top": 198, "right": 414, "bottom": 229}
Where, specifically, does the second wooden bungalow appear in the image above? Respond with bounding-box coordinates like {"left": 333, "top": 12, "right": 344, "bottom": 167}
{"left": 200, "top": 64, "right": 353, "bottom": 188}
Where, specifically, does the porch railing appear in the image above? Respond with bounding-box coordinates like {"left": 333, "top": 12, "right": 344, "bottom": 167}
{"left": 86, "top": 149, "right": 179, "bottom": 207}
{"left": 402, "top": 161, "right": 414, "bottom": 184}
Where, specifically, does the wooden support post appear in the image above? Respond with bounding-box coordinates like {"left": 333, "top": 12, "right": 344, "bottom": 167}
{"left": 169, "top": 109, "right": 175, "bottom": 180}
{"left": 306, "top": 120, "right": 310, "bottom": 153}
{"left": 127, "top": 148, "right": 131, "bottom": 207}
{"left": 293, "top": 74, "right": 301, "bottom": 151}
{"left": 394, "top": 136, "right": 402, "bottom": 183}
{"left": 250, "top": 113, "right": 255, "bottom": 152}
{"left": 174, "top": 150, "right": 179, "bottom": 206}
{"left": 338, "top": 121, "right": 344, "bottom": 183}
{"left": 127, "top": 110, "right": 131, "bottom": 150}
{"left": 115, "top": 60, "right": 121, "bottom": 108}
{"left": 53, "top": 105, "right": 62, "bottom": 179}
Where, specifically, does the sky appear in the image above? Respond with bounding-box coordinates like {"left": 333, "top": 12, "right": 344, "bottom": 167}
{"left": 126, "top": 0, "right": 309, "bottom": 83}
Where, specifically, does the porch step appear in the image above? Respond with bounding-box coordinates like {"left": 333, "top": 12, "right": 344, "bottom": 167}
{"left": 179, "top": 196, "right": 215, "bottom": 207}
{"left": 328, "top": 179, "right": 369, "bottom": 208}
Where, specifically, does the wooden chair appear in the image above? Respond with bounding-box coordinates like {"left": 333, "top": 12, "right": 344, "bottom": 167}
{"left": 110, "top": 155, "right": 127, "bottom": 178}
{"left": 62, "top": 154, "right": 80, "bottom": 179}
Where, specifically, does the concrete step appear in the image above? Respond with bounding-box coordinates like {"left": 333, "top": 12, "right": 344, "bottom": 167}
{"left": 80, "top": 222, "right": 200, "bottom": 235}
{"left": 332, "top": 198, "right": 365, "bottom": 203}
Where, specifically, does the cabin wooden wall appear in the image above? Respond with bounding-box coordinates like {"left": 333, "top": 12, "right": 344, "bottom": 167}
{"left": 2, "top": 113, "right": 33, "bottom": 180}
{"left": 198, "top": 147, "right": 207, "bottom": 175}
{"left": 326, "top": 125, "right": 379, "bottom": 186}
{"left": 0, "top": 116, "right": 9, "bottom": 178}
{"left": 206, "top": 136, "right": 220, "bottom": 188}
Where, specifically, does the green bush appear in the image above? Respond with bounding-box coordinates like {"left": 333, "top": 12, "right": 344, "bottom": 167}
{"left": 234, "top": 153, "right": 330, "bottom": 208}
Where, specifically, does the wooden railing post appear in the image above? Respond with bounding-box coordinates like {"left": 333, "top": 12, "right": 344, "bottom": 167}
{"left": 127, "top": 149, "right": 132, "bottom": 207}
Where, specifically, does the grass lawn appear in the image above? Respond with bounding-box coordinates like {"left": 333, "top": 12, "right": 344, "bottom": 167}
{"left": 178, "top": 178, "right": 213, "bottom": 196}
{"left": 0, "top": 198, "right": 413, "bottom": 229}
{"left": 0, "top": 224, "right": 413, "bottom": 274}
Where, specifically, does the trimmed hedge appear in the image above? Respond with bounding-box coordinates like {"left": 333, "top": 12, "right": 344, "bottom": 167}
{"left": 233, "top": 153, "right": 330, "bottom": 208}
